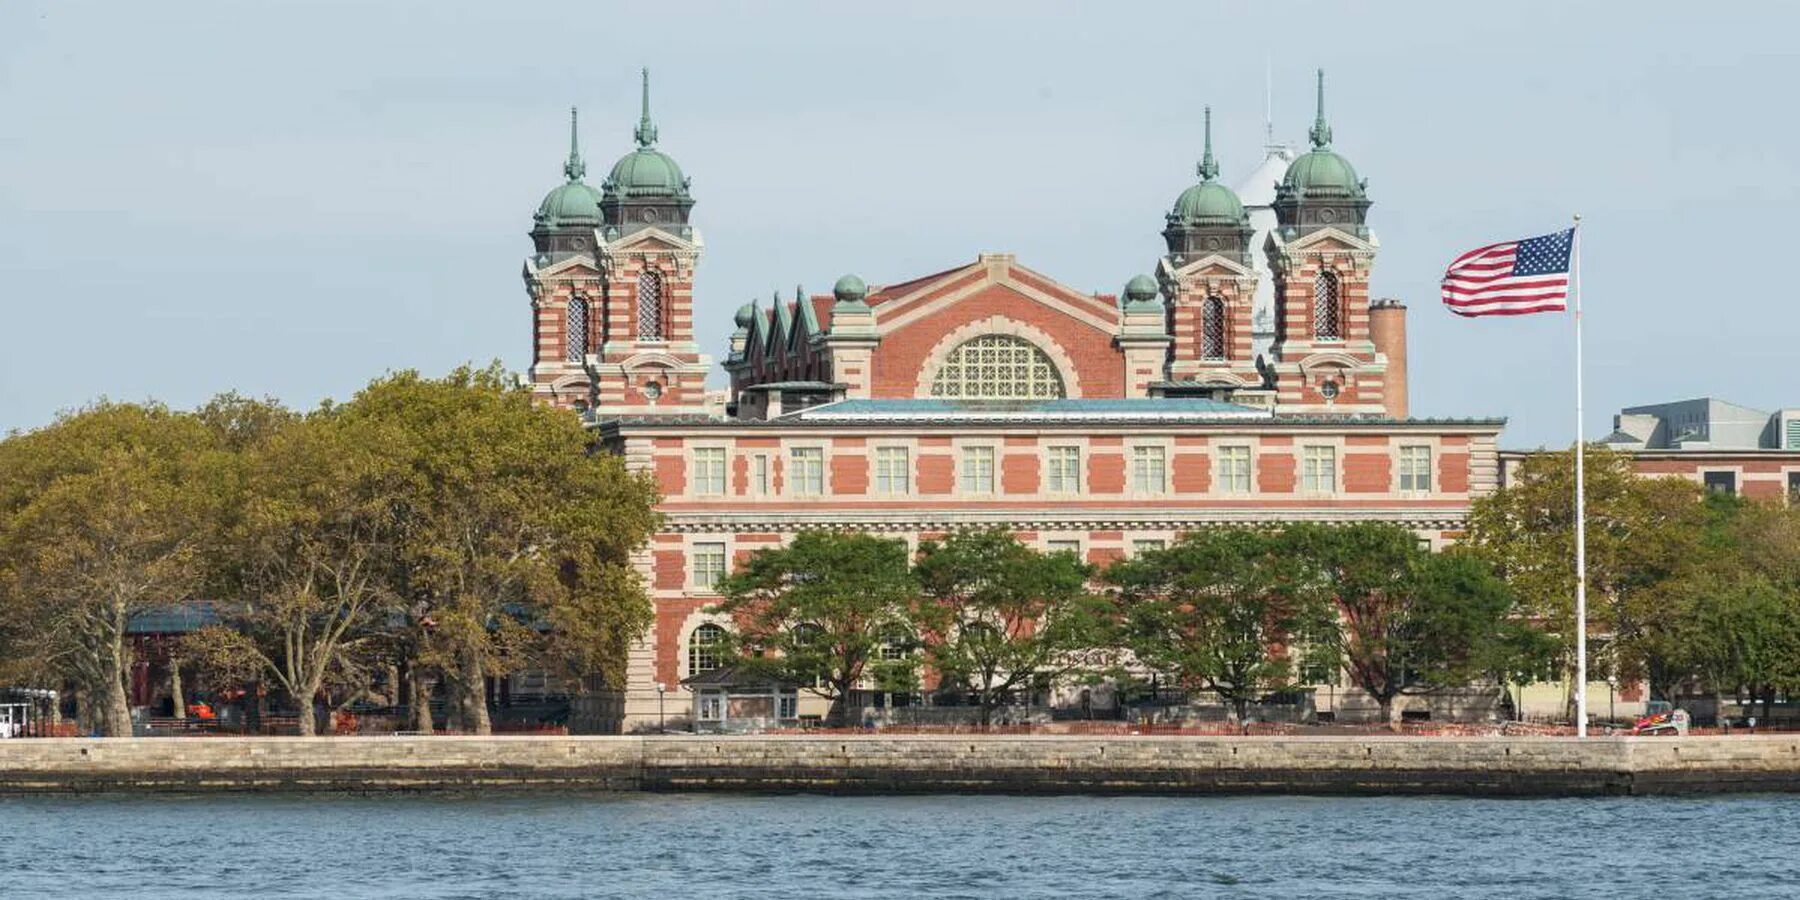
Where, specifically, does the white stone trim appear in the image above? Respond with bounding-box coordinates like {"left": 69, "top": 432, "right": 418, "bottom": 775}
{"left": 911, "top": 316, "right": 1086, "bottom": 399}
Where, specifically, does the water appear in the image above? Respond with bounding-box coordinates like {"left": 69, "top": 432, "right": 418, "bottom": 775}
{"left": 4, "top": 793, "right": 1797, "bottom": 899}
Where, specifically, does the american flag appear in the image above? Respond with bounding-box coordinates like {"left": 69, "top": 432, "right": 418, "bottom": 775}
{"left": 1440, "top": 228, "right": 1574, "bottom": 317}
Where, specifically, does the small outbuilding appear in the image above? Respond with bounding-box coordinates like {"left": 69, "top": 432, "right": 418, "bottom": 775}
{"left": 681, "top": 666, "right": 801, "bottom": 733}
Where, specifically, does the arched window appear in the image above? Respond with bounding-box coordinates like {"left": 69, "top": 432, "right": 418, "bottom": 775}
{"left": 637, "top": 270, "right": 664, "bottom": 340}
{"left": 687, "top": 623, "right": 723, "bottom": 674}
{"left": 1200, "top": 296, "right": 1227, "bottom": 361}
{"left": 565, "top": 296, "right": 588, "bottom": 362}
{"left": 1313, "top": 271, "right": 1341, "bottom": 340}
{"left": 929, "top": 334, "right": 1065, "bottom": 400}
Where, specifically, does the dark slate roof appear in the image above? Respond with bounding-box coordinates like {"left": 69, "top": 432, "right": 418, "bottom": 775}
{"left": 680, "top": 665, "right": 800, "bottom": 689}
{"left": 127, "top": 602, "right": 219, "bottom": 635}
{"left": 796, "top": 398, "right": 1266, "bottom": 421}
{"left": 737, "top": 381, "right": 844, "bottom": 392}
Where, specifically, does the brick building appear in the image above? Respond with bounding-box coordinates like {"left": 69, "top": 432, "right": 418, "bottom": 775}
{"left": 523, "top": 72, "right": 1505, "bottom": 730}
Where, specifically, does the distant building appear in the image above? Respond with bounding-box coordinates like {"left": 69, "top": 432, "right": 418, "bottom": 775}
{"left": 524, "top": 72, "right": 1508, "bottom": 730}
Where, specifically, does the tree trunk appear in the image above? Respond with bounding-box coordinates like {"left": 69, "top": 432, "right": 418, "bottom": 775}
{"left": 410, "top": 670, "right": 434, "bottom": 733}
{"left": 1378, "top": 695, "right": 1400, "bottom": 732}
{"left": 73, "top": 684, "right": 91, "bottom": 735}
{"left": 169, "top": 660, "right": 185, "bottom": 720}
{"left": 100, "top": 661, "right": 132, "bottom": 737}
{"left": 293, "top": 681, "right": 317, "bottom": 737}
{"left": 455, "top": 650, "right": 491, "bottom": 735}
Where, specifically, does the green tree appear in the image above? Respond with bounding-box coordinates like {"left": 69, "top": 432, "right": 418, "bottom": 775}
{"left": 1106, "top": 528, "right": 1327, "bottom": 724}
{"left": 713, "top": 530, "right": 918, "bottom": 727}
{"left": 1286, "top": 522, "right": 1545, "bottom": 727}
{"left": 912, "top": 528, "right": 1107, "bottom": 726}
{"left": 335, "top": 364, "right": 660, "bottom": 734}
{"left": 0, "top": 402, "right": 217, "bottom": 736}
{"left": 1466, "top": 447, "right": 1707, "bottom": 699}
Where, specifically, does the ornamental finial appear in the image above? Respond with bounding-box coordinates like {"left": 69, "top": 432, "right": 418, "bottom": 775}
{"left": 1197, "top": 106, "right": 1220, "bottom": 182}
{"left": 634, "top": 67, "right": 658, "bottom": 149}
{"left": 563, "top": 106, "right": 586, "bottom": 182}
{"left": 1309, "top": 68, "right": 1332, "bottom": 149}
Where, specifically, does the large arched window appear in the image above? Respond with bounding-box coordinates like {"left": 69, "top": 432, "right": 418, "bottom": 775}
{"left": 929, "top": 334, "right": 1065, "bottom": 400}
{"left": 687, "top": 623, "right": 723, "bottom": 674}
{"left": 1313, "top": 271, "right": 1341, "bottom": 340}
{"left": 1200, "top": 296, "right": 1227, "bottom": 361}
{"left": 565, "top": 296, "right": 589, "bottom": 362}
{"left": 637, "top": 270, "right": 665, "bottom": 340}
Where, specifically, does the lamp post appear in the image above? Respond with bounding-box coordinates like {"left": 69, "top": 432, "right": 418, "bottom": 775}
{"left": 655, "top": 682, "right": 666, "bottom": 735}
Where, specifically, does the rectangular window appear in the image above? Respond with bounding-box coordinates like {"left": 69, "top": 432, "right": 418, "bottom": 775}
{"left": 692, "top": 448, "right": 727, "bottom": 496}
{"left": 777, "top": 694, "right": 797, "bottom": 720}
{"left": 874, "top": 446, "right": 911, "bottom": 495}
{"left": 692, "top": 542, "right": 727, "bottom": 590}
{"left": 750, "top": 454, "right": 770, "bottom": 496}
{"left": 1132, "top": 538, "right": 1167, "bottom": 556}
{"left": 1789, "top": 472, "right": 1800, "bottom": 505}
{"left": 1132, "top": 445, "right": 1167, "bottom": 494}
{"left": 1397, "top": 445, "right": 1432, "bottom": 493}
{"left": 1046, "top": 446, "right": 1082, "bottom": 493}
{"left": 1302, "top": 446, "right": 1338, "bottom": 493}
{"left": 698, "top": 692, "right": 723, "bottom": 721}
{"left": 1703, "top": 470, "right": 1737, "bottom": 496}
{"left": 961, "top": 446, "right": 996, "bottom": 493}
{"left": 789, "top": 448, "right": 825, "bottom": 496}
{"left": 1217, "top": 445, "right": 1252, "bottom": 494}
{"left": 1045, "top": 539, "right": 1082, "bottom": 557}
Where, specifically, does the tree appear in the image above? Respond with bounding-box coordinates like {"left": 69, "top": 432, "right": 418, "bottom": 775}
{"left": 1106, "top": 528, "right": 1328, "bottom": 724}
{"left": 0, "top": 402, "right": 218, "bottom": 736}
{"left": 713, "top": 530, "right": 918, "bottom": 727}
{"left": 1286, "top": 522, "right": 1544, "bottom": 728}
{"left": 913, "top": 528, "right": 1107, "bottom": 726}
{"left": 197, "top": 402, "right": 400, "bottom": 735}
{"left": 334, "top": 364, "right": 661, "bottom": 734}
{"left": 1466, "top": 447, "right": 1707, "bottom": 698}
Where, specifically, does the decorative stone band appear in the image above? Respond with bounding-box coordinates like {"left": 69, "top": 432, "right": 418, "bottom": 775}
{"left": 654, "top": 507, "right": 1472, "bottom": 533}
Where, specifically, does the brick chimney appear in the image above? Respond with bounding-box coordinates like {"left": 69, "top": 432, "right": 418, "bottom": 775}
{"left": 1369, "top": 299, "right": 1408, "bottom": 419}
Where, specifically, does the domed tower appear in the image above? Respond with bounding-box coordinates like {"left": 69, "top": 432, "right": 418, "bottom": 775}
{"left": 1155, "top": 108, "right": 1267, "bottom": 403}
{"left": 523, "top": 108, "right": 606, "bottom": 410}
{"left": 1264, "top": 70, "right": 1391, "bottom": 416}
{"left": 585, "top": 69, "right": 713, "bottom": 414}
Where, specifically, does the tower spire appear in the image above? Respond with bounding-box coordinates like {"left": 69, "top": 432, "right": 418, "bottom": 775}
{"left": 1309, "top": 68, "right": 1332, "bottom": 149}
{"left": 563, "top": 106, "right": 586, "bottom": 182}
{"left": 634, "top": 67, "right": 658, "bottom": 149}
{"left": 1197, "top": 105, "right": 1220, "bottom": 182}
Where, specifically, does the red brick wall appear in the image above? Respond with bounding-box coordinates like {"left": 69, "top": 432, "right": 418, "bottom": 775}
{"left": 918, "top": 454, "right": 954, "bottom": 494}
{"left": 871, "top": 282, "right": 1125, "bottom": 399}
{"left": 1344, "top": 453, "right": 1391, "bottom": 494}
{"left": 1002, "top": 452, "right": 1040, "bottom": 494}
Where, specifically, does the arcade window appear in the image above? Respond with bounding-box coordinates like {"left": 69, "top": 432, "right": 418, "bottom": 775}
{"left": 1314, "top": 271, "right": 1341, "bottom": 340}
{"left": 929, "top": 334, "right": 1065, "bottom": 400}
{"left": 687, "top": 624, "right": 724, "bottom": 674}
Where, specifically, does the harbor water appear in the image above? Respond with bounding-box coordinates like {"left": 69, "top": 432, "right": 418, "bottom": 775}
{"left": 4, "top": 793, "right": 1797, "bottom": 898}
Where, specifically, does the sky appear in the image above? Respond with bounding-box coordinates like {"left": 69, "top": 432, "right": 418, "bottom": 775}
{"left": 3, "top": 0, "right": 1796, "bottom": 448}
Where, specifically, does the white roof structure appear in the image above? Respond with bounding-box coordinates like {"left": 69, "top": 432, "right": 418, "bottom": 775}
{"left": 1236, "top": 144, "right": 1296, "bottom": 360}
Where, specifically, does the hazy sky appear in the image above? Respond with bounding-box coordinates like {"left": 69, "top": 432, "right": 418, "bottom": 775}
{"left": 4, "top": 1, "right": 1796, "bottom": 447}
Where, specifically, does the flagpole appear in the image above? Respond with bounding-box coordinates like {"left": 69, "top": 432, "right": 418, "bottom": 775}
{"left": 1572, "top": 214, "right": 1587, "bottom": 738}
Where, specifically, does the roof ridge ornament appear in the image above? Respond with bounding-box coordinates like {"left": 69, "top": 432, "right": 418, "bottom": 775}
{"left": 1197, "top": 105, "right": 1220, "bottom": 182}
{"left": 1308, "top": 68, "right": 1332, "bottom": 150}
{"left": 564, "top": 106, "right": 586, "bottom": 182}
{"left": 634, "top": 67, "right": 658, "bottom": 149}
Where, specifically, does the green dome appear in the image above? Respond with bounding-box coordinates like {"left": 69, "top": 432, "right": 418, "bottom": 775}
{"left": 536, "top": 181, "right": 603, "bottom": 227}
{"left": 1171, "top": 181, "right": 1246, "bottom": 226}
{"left": 734, "top": 302, "right": 757, "bottom": 329}
{"left": 1280, "top": 148, "right": 1363, "bottom": 199}
{"left": 832, "top": 273, "right": 868, "bottom": 305}
{"left": 605, "top": 148, "right": 688, "bottom": 199}
{"left": 1121, "top": 274, "right": 1161, "bottom": 309}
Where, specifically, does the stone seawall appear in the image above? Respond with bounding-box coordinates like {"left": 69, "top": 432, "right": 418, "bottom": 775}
{"left": 2, "top": 734, "right": 1798, "bottom": 796}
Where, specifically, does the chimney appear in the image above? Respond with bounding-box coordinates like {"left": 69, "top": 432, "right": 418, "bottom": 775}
{"left": 1369, "top": 299, "right": 1408, "bottom": 419}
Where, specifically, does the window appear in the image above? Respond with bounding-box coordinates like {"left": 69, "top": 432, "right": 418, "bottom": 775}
{"left": 777, "top": 694, "right": 797, "bottom": 719}
{"left": 688, "top": 624, "right": 724, "bottom": 674}
{"left": 637, "top": 270, "right": 664, "bottom": 339}
{"left": 1397, "top": 445, "right": 1432, "bottom": 493}
{"left": 1703, "top": 471, "right": 1737, "bottom": 496}
{"left": 1313, "top": 271, "right": 1341, "bottom": 340}
{"left": 565, "top": 297, "right": 588, "bottom": 362}
{"left": 1218, "top": 445, "right": 1252, "bottom": 494}
{"left": 880, "top": 633, "right": 912, "bottom": 662}
{"left": 692, "top": 542, "right": 727, "bottom": 590}
{"left": 789, "top": 447, "right": 824, "bottom": 496}
{"left": 1789, "top": 472, "right": 1800, "bottom": 505}
{"left": 961, "top": 446, "right": 996, "bottom": 493}
{"left": 750, "top": 454, "right": 770, "bottom": 496}
{"left": 929, "top": 334, "right": 1065, "bottom": 400}
{"left": 1132, "top": 538, "right": 1167, "bottom": 556}
{"left": 1201, "top": 296, "right": 1227, "bottom": 360}
{"left": 1046, "top": 539, "right": 1082, "bottom": 557}
{"left": 693, "top": 448, "right": 727, "bottom": 496}
{"left": 1132, "top": 445, "right": 1167, "bottom": 494}
{"left": 1045, "top": 446, "right": 1081, "bottom": 493}
{"left": 874, "top": 447, "right": 911, "bottom": 495}
{"left": 1303, "top": 446, "right": 1338, "bottom": 493}
{"left": 697, "top": 691, "right": 723, "bottom": 721}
